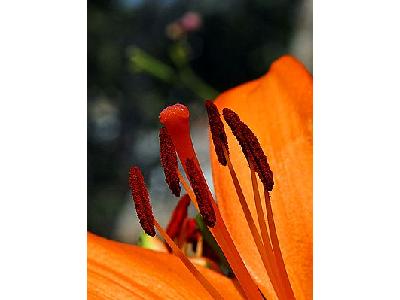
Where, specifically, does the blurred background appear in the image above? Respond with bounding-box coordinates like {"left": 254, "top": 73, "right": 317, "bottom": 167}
{"left": 88, "top": 0, "right": 312, "bottom": 244}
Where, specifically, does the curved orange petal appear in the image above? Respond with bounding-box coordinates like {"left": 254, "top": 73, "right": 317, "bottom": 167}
{"left": 87, "top": 232, "right": 244, "bottom": 299}
{"left": 211, "top": 55, "right": 312, "bottom": 300}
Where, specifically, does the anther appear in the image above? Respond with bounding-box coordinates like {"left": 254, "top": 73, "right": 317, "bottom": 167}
{"left": 166, "top": 194, "right": 191, "bottom": 240}
{"left": 128, "top": 166, "right": 156, "bottom": 236}
{"left": 205, "top": 100, "right": 229, "bottom": 166}
{"left": 223, "top": 108, "right": 274, "bottom": 191}
{"left": 185, "top": 158, "right": 216, "bottom": 228}
{"left": 159, "top": 126, "right": 181, "bottom": 197}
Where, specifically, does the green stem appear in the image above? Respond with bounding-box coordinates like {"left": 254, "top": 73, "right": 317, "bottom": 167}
{"left": 129, "top": 47, "right": 218, "bottom": 99}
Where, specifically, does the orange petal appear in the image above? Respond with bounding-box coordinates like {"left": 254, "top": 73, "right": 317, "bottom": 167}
{"left": 211, "top": 55, "right": 312, "bottom": 300}
{"left": 87, "top": 232, "right": 244, "bottom": 299}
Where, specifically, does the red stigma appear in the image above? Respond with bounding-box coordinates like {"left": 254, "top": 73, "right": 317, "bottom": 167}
{"left": 159, "top": 126, "right": 181, "bottom": 197}
{"left": 159, "top": 103, "right": 189, "bottom": 124}
{"left": 223, "top": 108, "right": 274, "bottom": 191}
{"left": 185, "top": 158, "right": 216, "bottom": 227}
{"left": 166, "top": 194, "right": 191, "bottom": 240}
{"left": 160, "top": 104, "right": 216, "bottom": 226}
{"left": 128, "top": 166, "right": 156, "bottom": 236}
{"left": 205, "top": 100, "right": 229, "bottom": 166}
{"left": 159, "top": 103, "right": 196, "bottom": 167}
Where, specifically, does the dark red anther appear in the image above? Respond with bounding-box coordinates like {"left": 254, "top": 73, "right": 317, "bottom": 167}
{"left": 185, "top": 158, "right": 216, "bottom": 227}
{"left": 205, "top": 100, "right": 229, "bottom": 166}
{"left": 159, "top": 126, "right": 181, "bottom": 197}
{"left": 128, "top": 166, "right": 156, "bottom": 236}
{"left": 166, "top": 194, "right": 191, "bottom": 240}
{"left": 222, "top": 108, "right": 274, "bottom": 191}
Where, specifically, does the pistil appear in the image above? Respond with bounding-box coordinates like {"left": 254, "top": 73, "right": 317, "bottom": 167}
{"left": 177, "top": 171, "right": 258, "bottom": 298}
{"left": 160, "top": 104, "right": 263, "bottom": 300}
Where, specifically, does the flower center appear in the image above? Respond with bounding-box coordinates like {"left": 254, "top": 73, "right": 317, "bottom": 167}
{"left": 129, "top": 101, "right": 297, "bottom": 300}
{"left": 129, "top": 167, "right": 224, "bottom": 299}
{"left": 160, "top": 103, "right": 263, "bottom": 299}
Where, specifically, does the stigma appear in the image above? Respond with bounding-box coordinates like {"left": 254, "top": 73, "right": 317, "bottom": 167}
{"left": 159, "top": 103, "right": 195, "bottom": 165}
{"left": 129, "top": 101, "right": 297, "bottom": 299}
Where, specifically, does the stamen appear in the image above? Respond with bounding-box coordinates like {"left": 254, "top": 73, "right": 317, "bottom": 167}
{"left": 161, "top": 103, "right": 263, "bottom": 299}
{"left": 204, "top": 99, "right": 281, "bottom": 295}
{"left": 221, "top": 108, "right": 295, "bottom": 298}
{"left": 153, "top": 219, "right": 224, "bottom": 300}
{"left": 128, "top": 166, "right": 156, "bottom": 237}
{"left": 178, "top": 169, "right": 264, "bottom": 300}
{"left": 185, "top": 158, "right": 216, "bottom": 228}
{"left": 224, "top": 147, "right": 286, "bottom": 299}
{"left": 166, "top": 194, "right": 191, "bottom": 240}
{"left": 205, "top": 100, "right": 229, "bottom": 166}
{"left": 264, "top": 189, "right": 296, "bottom": 300}
{"left": 251, "top": 168, "right": 295, "bottom": 300}
{"left": 223, "top": 108, "right": 274, "bottom": 191}
{"left": 127, "top": 167, "right": 223, "bottom": 299}
{"left": 159, "top": 126, "right": 181, "bottom": 197}
{"left": 195, "top": 235, "right": 203, "bottom": 258}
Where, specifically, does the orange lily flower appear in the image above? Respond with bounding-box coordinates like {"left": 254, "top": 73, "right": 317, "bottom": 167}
{"left": 88, "top": 55, "right": 312, "bottom": 299}
{"left": 88, "top": 233, "right": 243, "bottom": 299}
{"left": 211, "top": 55, "right": 312, "bottom": 300}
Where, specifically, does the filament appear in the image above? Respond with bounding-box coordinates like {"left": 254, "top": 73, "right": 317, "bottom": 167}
{"left": 225, "top": 148, "right": 285, "bottom": 299}
{"left": 154, "top": 220, "right": 224, "bottom": 300}
{"left": 251, "top": 168, "right": 295, "bottom": 300}
{"left": 178, "top": 170, "right": 263, "bottom": 300}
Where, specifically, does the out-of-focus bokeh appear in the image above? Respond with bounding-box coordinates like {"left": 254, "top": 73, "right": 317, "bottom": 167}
{"left": 88, "top": 0, "right": 312, "bottom": 244}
